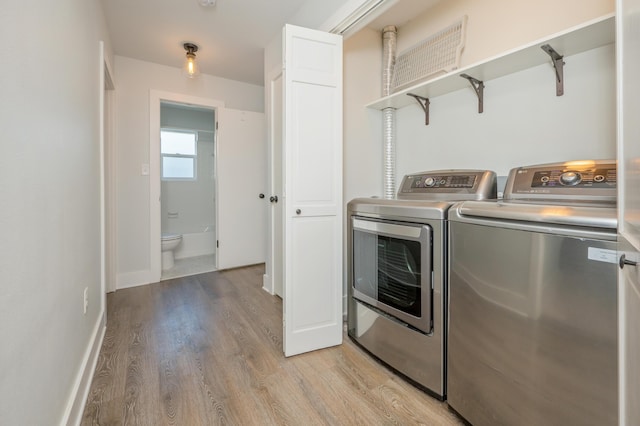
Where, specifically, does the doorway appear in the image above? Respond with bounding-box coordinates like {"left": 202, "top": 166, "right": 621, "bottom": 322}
{"left": 149, "top": 91, "right": 224, "bottom": 283}
{"left": 159, "top": 102, "right": 217, "bottom": 280}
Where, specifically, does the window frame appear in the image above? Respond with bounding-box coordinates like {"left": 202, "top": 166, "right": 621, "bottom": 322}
{"left": 160, "top": 128, "right": 198, "bottom": 181}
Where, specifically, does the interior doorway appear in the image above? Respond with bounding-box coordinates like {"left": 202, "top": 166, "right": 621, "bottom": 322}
{"left": 149, "top": 91, "right": 224, "bottom": 283}
{"left": 159, "top": 102, "right": 217, "bottom": 280}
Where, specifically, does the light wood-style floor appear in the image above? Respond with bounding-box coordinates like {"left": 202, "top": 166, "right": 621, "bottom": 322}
{"left": 81, "top": 264, "right": 463, "bottom": 425}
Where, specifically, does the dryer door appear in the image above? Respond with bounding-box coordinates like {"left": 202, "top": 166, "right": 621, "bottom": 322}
{"left": 352, "top": 217, "right": 433, "bottom": 333}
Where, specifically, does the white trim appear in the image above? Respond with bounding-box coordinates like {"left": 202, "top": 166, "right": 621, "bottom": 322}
{"left": 616, "top": 0, "right": 625, "bottom": 420}
{"left": 60, "top": 311, "right": 106, "bottom": 426}
{"left": 319, "top": 0, "right": 399, "bottom": 37}
{"left": 262, "top": 273, "right": 273, "bottom": 294}
{"left": 99, "top": 41, "right": 106, "bottom": 318}
{"left": 149, "top": 91, "right": 225, "bottom": 283}
{"left": 117, "top": 269, "right": 153, "bottom": 289}
{"left": 105, "top": 85, "right": 117, "bottom": 294}
{"left": 102, "top": 43, "right": 117, "bottom": 295}
{"left": 264, "top": 65, "right": 283, "bottom": 296}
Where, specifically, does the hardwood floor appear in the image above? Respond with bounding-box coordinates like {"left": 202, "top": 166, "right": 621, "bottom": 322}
{"left": 81, "top": 264, "right": 463, "bottom": 425}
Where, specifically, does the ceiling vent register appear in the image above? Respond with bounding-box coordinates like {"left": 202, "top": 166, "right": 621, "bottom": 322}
{"left": 392, "top": 15, "right": 468, "bottom": 93}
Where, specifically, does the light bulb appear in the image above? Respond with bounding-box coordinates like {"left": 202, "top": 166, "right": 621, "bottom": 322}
{"left": 183, "top": 51, "right": 200, "bottom": 78}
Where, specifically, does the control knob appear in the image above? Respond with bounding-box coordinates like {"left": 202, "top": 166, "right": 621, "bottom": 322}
{"left": 424, "top": 177, "right": 436, "bottom": 187}
{"left": 559, "top": 171, "right": 582, "bottom": 186}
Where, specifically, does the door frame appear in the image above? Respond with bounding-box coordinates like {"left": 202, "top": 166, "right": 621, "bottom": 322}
{"left": 264, "top": 66, "right": 284, "bottom": 296}
{"left": 99, "top": 41, "right": 116, "bottom": 307}
{"left": 149, "top": 91, "right": 224, "bottom": 283}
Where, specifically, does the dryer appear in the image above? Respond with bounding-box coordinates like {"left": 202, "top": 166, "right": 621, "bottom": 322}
{"left": 347, "top": 169, "right": 497, "bottom": 399}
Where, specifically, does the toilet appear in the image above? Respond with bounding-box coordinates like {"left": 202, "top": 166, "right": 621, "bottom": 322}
{"left": 161, "top": 233, "right": 182, "bottom": 270}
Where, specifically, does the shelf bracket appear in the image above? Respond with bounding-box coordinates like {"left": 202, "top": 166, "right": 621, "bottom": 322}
{"left": 407, "top": 93, "right": 430, "bottom": 125}
{"left": 460, "top": 74, "right": 484, "bottom": 113}
{"left": 541, "top": 44, "right": 565, "bottom": 96}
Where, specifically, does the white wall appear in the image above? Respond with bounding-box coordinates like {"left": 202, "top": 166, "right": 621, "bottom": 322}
{"left": 344, "top": 27, "right": 384, "bottom": 201}
{"left": 114, "top": 56, "right": 264, "bottom": 288}
{"left": 343, "top": 0, "right": 616, "bottom": 200}
{"left": 396, "top": 45, "right": 616, "bottom": 181}
{"left": 0, "top": 0, "right": 112, "bottom": 424}
{"left": 395, "top": 0, "right": 615, "bottom": 70}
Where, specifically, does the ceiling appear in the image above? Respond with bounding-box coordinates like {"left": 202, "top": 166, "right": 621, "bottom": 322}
{"left": 100, "top": 0, "right": 441, "bottom": 86}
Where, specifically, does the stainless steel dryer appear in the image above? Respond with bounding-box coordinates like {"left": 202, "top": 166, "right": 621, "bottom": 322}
{"left": 347, "top": 170, "right": 497, "bottom": 400}
{"left": 448, "top": 160, "right": 618, "bottom": 425}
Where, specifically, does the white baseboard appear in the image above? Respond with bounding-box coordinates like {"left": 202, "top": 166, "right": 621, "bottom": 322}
{"left": 343, "top": 293, "right": 348, "bottom": 319}
{"left": 262, "top": 273, "right": 273, "bottom": 294}
{"left": 62, "top": 311, "right": 106, "bottom": 426}
{"left": 117, "top": 269, "right": 152, "bottom": 289}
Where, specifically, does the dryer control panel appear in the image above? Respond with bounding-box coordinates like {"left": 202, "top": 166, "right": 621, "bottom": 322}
{"left": 398, "top": 169, "right": 497, "bottom": 201}
{"left": 505, "top": 160, "right": 617, "bottom": 202}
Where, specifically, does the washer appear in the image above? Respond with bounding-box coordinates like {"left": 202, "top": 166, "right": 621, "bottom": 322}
{"left": 347, "top": 169, "right": 497, "bottom": 400}
{"left": 447, "top": 160, "right": 618, "bottom": 425}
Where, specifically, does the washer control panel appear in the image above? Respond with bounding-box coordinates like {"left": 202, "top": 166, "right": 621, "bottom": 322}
{"left": 505, "top": 160, "right": 617, "bottom": 202}
{"left": 398, "top": 169, "right": 497, "bottom": 201}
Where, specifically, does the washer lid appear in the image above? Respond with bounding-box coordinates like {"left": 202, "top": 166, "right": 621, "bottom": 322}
{"left": 452, "top": 200, "right": 617, "bottom": 230}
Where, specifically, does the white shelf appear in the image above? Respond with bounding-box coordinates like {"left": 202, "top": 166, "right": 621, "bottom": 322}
{"left": 366, "top": 13, "right": 615, "bottom": 110}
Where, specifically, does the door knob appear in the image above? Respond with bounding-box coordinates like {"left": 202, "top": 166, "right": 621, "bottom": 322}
{"left": 619, "top": 254, "right": 638, "bottom": 269}
{"left": 296, "top": 209, "right": 301, "bottom": 215}
{"left": 259, "top": 193, "right": 265, "bottom": 199}
{"left": 270, "top": 196, "right": 278, "bottom": 203}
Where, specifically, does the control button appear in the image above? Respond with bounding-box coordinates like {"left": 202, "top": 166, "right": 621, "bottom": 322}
{"left": 594, "top": 174, "right": 605, "bottom": 182}
{"left": 540, "top": 176, "right": 550, "bottom": 183}
{"left": 559, "top": 171, "right": 582, "bottom": 186}
{"left": 424, "top": 177, "right": 436, "bottom": 187}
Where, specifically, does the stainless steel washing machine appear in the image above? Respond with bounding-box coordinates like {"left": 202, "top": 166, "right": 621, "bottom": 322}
{"left": 448, "top": 160, "right": 618, "bottom": 425}
{"left": 347, "top": 170, "right": 497, "bottom": 400}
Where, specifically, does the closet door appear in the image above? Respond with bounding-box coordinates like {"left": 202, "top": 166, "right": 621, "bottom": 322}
{"left": 282, "top": 24, "right": 343, "bottom": 356}
{"left": 617, "top": 0, "right": 640, "bottom": 424}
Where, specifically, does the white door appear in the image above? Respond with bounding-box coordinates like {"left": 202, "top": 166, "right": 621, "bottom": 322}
{"left": 216, "top": 108, "right": 267, "bottom": 270}
{"left": 282, "top": 24, "right": 343, "bottom": 357}
{"left": 617, "top": 0, "right": 640, "bottom": 424}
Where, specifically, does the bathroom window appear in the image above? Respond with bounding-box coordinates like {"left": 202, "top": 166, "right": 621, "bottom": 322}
{"left": 161, "top": 129, "right": 197, "bottom": 180}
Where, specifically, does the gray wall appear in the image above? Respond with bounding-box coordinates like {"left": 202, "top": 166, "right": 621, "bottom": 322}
{"left": 0, "top": 0, "right": 112, "bottom": 423}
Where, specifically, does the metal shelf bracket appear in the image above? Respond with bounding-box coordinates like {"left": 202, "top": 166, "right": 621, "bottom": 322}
{"left": 407, "top": 93, "right": 430, "bottom": 125}
{"left": 541, "top": 44, "right": 565, "bottom": 96}
{"left": 460, "top": 74, "right": 484, "bottom": 113}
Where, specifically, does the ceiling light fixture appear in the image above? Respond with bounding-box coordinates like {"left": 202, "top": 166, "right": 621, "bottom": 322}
{"left": 198, "top": 0, "right": 217, "bottom": 7}
{"left": 183, "top": 43, "right": 200, "bottom": 78}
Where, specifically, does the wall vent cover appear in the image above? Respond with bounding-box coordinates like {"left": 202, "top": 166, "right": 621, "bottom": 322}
{"left": 392, "top": 16, "right": 468, "bottom": 93}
